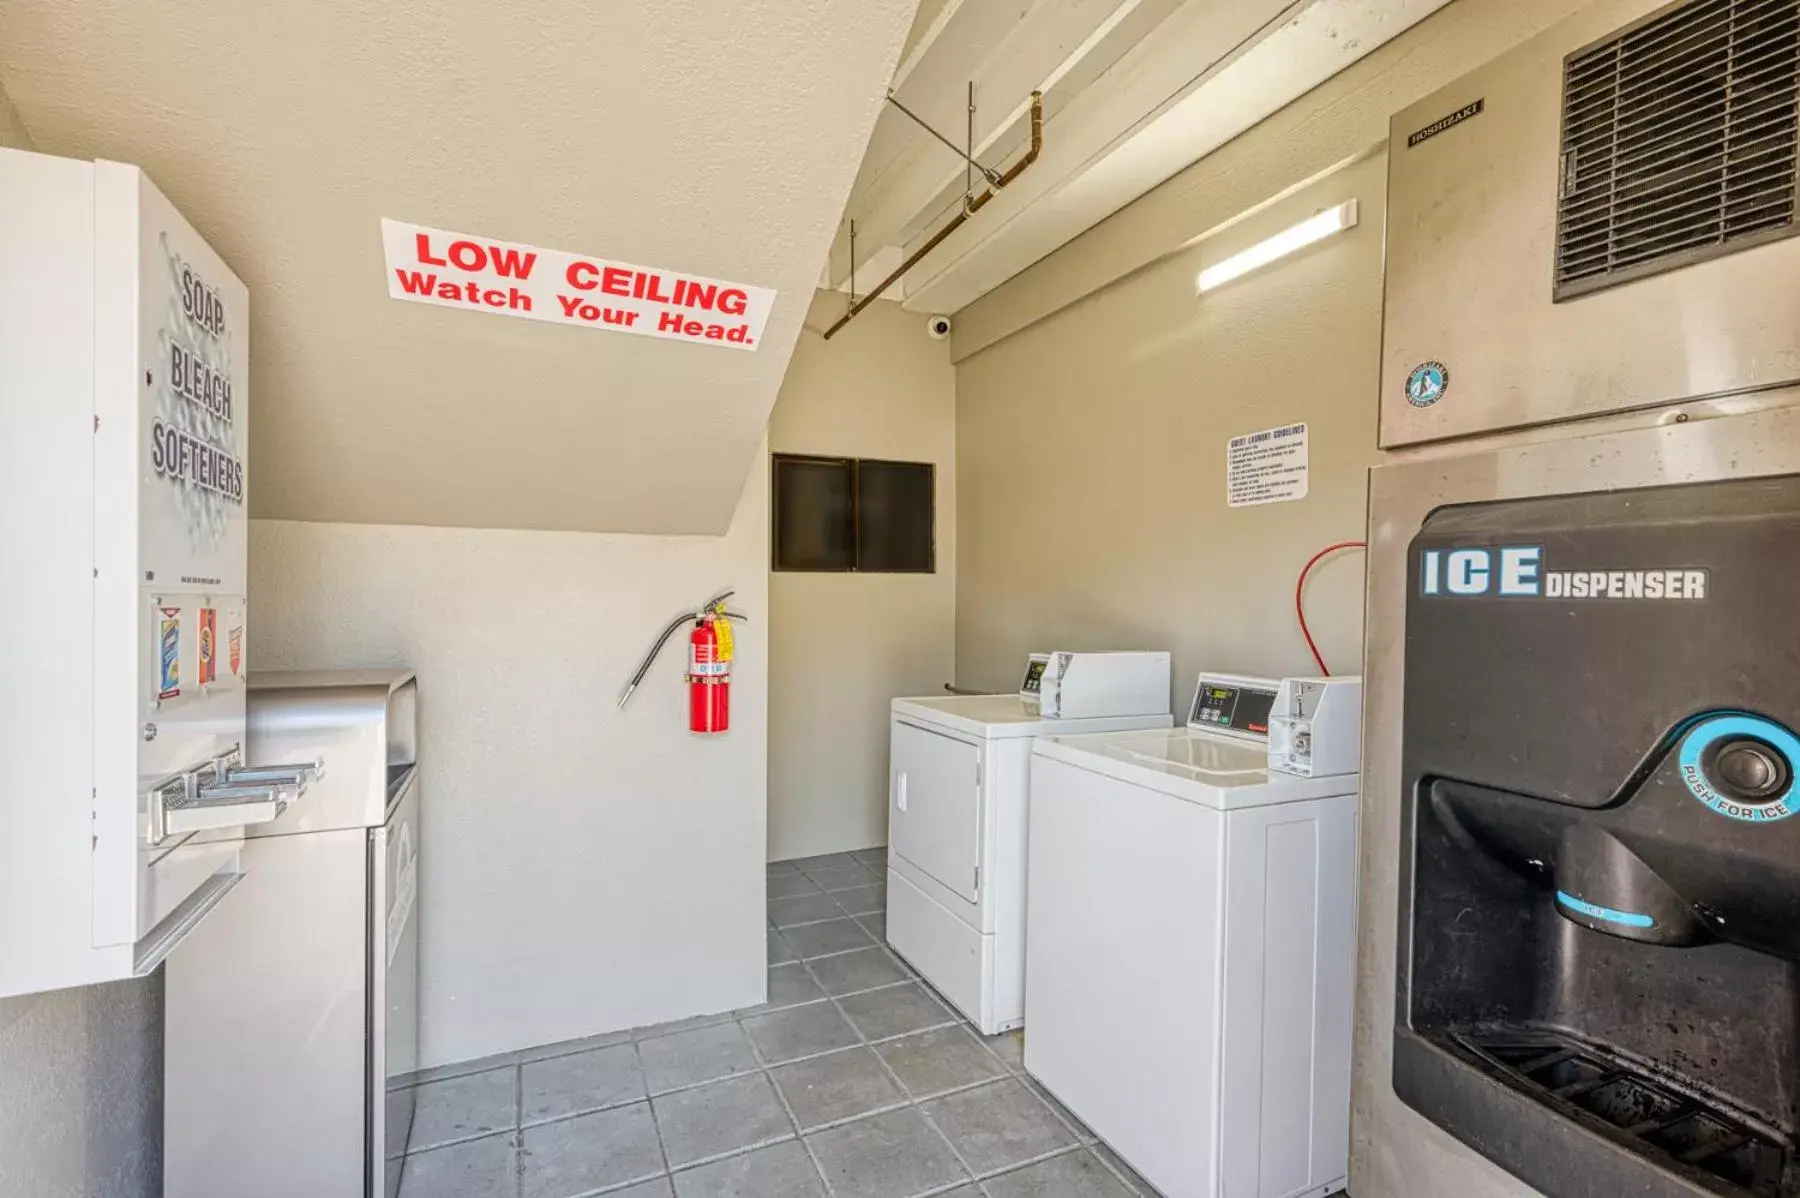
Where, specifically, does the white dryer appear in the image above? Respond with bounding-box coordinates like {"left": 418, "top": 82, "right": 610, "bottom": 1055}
{"left": 1025, "top": 673, "right": 1361, "bottom": 1198}
{"left": 886, "top": 653, "right": 1172, "bottom": 1035}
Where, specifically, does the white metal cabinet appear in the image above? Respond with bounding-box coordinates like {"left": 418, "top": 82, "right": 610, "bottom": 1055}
{"left": 1025, "top": 733, "right": 1358, "bottom": 1198}
{"left": 890, "top": 719, "right": 983, "bottom": 903}
{"left": 885, "top": 694, "right": 1174, "bottom": 1035}
{"left": 1026, "top": 755, "right": 1228, "bottom": 1194}
{"left": 0, "top": 148, "right": 297, "bottom": 998}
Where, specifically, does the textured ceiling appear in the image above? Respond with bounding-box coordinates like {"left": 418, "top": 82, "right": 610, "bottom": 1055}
{"left": 0, "top": 0, "right": 917, "bottom": 533}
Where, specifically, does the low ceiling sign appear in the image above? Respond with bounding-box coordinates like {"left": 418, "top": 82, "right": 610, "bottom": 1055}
{"left": 379, "top": 219, "right": 776, "bottom": 351}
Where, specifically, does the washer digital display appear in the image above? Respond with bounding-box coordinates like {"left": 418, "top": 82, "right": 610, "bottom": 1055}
{"left": 1191, "top": 683, "right": 1276, "bottom": 734}
{"left": 1019, "top": 657, "right": 1048, "bottom": 695}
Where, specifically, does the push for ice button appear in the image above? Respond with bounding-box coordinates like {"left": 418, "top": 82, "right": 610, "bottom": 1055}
{"left": 1678, "top": 714, "right": 1800, "bottom": 823}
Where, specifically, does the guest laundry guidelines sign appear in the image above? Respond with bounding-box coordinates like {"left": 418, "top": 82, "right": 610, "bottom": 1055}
{"left": 1226, "top": 422, "right": 1309, "bottom": 508}
{"left": 380, "top": 219, "right": 776, "bottom": 351}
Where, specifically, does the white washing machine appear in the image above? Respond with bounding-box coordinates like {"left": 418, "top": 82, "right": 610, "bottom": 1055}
{"left": 1025, "top": 673, "right": 1361, "bottom": 1198}
{"left": 886, "top": 652, "right": 1172, "bottom": 1035}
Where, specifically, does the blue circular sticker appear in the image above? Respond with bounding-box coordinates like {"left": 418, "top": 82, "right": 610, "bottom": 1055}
{"left": 1676, "top": 714, "right": 1800, "bottom": 823}
{"left": 1406, "top": 361, "right": 1449, "bottom": 407}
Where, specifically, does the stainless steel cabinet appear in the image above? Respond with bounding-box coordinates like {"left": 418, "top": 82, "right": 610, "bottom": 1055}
{"left": 165, "top": 670, "right": 421, "bottom": 1198}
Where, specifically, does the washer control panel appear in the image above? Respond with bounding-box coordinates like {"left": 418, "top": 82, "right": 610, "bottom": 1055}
{"left": 1018, "top": 654, "right": 1050, "bottom": 698}
{"left": 1187, "top": 673, "right": 1279, "bottom": 741}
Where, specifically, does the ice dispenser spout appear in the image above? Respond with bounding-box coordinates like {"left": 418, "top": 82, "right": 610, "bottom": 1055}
{"left": 1552, "top": 824, "right": 1711, "bottom": 947}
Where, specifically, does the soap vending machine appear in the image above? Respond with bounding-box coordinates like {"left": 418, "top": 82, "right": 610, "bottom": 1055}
{"left": 0, "top": 149, "right": 312, "bottom": 996}
{"left": 1354, "top": 2, "right": 1800, "bottom": 1197}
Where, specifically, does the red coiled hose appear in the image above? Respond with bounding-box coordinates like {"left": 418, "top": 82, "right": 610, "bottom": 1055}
{"left": 1296, "top": 541, "right": 1367, "bottom": 676}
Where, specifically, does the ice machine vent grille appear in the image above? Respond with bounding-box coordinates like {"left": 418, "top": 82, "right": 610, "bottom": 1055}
{"left": 1555, "top": 0, "right": 1800, "bottom": 299}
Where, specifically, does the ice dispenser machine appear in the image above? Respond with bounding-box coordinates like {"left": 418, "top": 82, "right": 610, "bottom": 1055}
{"left": 1370, "top": 1, "right": 1800, "bottom": 1193}
{"left": 1395, "top": 480, "right": 1800, "bottom": 1198}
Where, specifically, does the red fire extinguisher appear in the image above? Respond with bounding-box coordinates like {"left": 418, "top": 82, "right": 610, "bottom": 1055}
{"left": 688, "top": 612, "right": 731, "bottom": 734}
{"left": 617, "top": 589, "right": 742, "bottom": 730}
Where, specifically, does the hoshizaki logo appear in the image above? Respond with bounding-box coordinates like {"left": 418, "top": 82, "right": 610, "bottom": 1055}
{"left": 1419, "top": 546, "right": 1709, "bottom": 600}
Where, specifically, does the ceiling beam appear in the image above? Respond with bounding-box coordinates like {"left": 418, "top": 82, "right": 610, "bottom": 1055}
{"left": 826, "top": 0, "right": 1152, "bottom": 291}
{"left": 900, "top": 0, "right": 1455, "bottom": 314}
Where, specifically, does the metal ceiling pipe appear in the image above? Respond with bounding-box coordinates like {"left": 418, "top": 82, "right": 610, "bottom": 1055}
{"left": 823, "top": 91, "right": 1043, "bottom": 341}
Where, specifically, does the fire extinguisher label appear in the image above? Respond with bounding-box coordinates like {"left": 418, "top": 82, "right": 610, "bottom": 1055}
{"left": 690, "top": 644, "right": 728, "bottom": 677}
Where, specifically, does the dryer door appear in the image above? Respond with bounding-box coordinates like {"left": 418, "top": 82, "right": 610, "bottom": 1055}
{"left": 891, "top": 719, "right": 983, "bottom": 903}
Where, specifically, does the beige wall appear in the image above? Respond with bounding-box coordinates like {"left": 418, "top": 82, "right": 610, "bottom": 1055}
{"left": 950, "top": 0, "right": 1596, "bottom": 703}
{"left": 767, "top": 293, "right": 956, "bottom": 861}
{"left": 250, "top": 457, "right": 770, "bottom": 1068}
{"left": 956, "top": 156, "right": 1384, "bottom": 703}
{"left": 0, "top": 79, "right": 28, "bottom": 150}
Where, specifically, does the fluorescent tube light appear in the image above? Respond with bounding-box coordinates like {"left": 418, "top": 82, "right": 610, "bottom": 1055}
{"left": 1196, "top": 199, "right": 1359, "bottom": 293}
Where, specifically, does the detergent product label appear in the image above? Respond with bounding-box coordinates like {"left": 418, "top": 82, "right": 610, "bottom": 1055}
{"left": 197, "top": 608, "right": 217, "bottom": 685}
{"left": 228, "top": 624, "right": 244, "bottom": 677}
{"left": 158, "top": 608, "right": 182, "bottom": 699}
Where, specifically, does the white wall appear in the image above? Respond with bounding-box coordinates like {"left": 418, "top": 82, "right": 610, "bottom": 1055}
{"left": 0, "top": 82, "right": 164, "bottom": 1198}
{"left": 250, "top": 457, "right": 769, "bottom": 1068}
{"left": 767, "top": 293, "right": 956, "bottom": 861}
{"left": 954, "top": 154, "right": 1385, "bottom": 702}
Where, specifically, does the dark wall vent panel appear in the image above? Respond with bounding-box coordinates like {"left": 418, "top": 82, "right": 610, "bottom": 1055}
{"left": 1556, "top": 0, "right": 1800, "bottom": 299}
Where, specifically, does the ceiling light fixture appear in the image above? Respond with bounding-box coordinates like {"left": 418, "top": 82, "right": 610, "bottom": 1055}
{"left": 1196, "top": 199, "right": 1359, "bottom": 293}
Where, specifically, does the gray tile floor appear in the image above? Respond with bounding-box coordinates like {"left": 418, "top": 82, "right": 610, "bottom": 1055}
{"left": 395, "top": 847, "right": 1162, "bottom": 1197}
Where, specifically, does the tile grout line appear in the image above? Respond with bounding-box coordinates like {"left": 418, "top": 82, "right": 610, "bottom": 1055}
{"left": 771, "top": 909, "right": 883, "bottom": 932}
{"left": 847, "top": 910, "right": 1137, "bottom": 1196}
{"left": 410, "top": 1023, "right": 1061, "bottom": 1188}
{"left": 914, "top": 1065, "right": 1128, "bottom": 1195}
{"left": 490, "top": 1006, "right": 970, "bottom": 1147}
{"left": 664, "top": 1128, "right": 802, "bottom": 1175}
{"left": 738, "top": 1010, "right": 839, "bottom": 1198}
{"left": 765, "top": 973, "right": 915, "bottom": 1008}
{"left": 783, "top": 1093, "right": 915, "bottom": 1138}
{"left": 933, "top": 1001, "right": 1104, "bottom": 1151}
{"left": 403, "top": 1125, "right": 520, "bottom": 1157}
{"left": 781, "top": 939, "right": 887, "bottom": 963}
{"left": 968, "top": 1140, "right": 1089, "bottom": 1183}
{"left": 513, "top": 1062, "right": 525, "bottom": 1198}
{"left": 788, "top": 943, "right": 914, "bottom": 1197}
{"left": 787, "top": 865, "right": 1069, "bottom": 1193}
{"left": 631, "top": 1036, "right": 678, "bottom": 1195}
{"left": 589, "top": 1172, "right": 673, "bottom": 1197}
{"left": 1079, "top": 1129, "right": 1141, "bottom": 1195}
{"left": 799, "top": 945, "right": 985, "bottom": 1197}
{"left": 910, "top": 1086, "right": 988, "bottom": 1195}
{"left": 959, "top": 1027, "right": 1139, "bottom": 1191}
